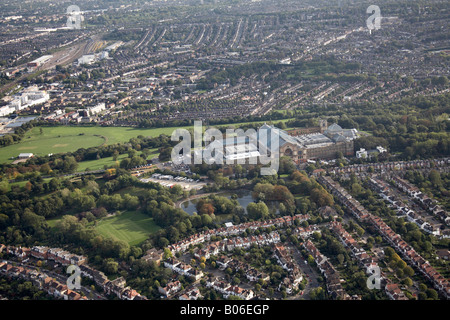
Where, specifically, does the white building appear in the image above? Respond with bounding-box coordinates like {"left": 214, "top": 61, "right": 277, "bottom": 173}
{"left": 2, "top": 88, "right": 50, "bottom": 116}
{"left": 87, "top": 103, "right": 106, "bottom": 115}
{"left": 77, "top": 51, "right": 109, "bottom": 66}
{"left": 18, "top": 153, "right": 34, "bottom": 159}
{"left": 356, "top": 148, "right": 368, "bottom": 158}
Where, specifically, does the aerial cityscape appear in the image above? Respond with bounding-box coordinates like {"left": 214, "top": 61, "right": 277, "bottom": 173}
{"left": 0, "top": 0, "right": 448, "bottom": 307}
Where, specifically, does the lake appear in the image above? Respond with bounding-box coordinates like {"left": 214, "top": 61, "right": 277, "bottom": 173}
{"left": 180, "top": 189, "right": 280, "bottom": 215}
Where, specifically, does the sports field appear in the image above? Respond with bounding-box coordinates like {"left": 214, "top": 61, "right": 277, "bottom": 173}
{"left": 95, "top": 211, "right": 160, "bottom": 246}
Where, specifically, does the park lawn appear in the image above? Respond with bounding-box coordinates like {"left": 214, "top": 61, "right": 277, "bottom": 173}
{"left": 0, "top": 125, "right": 188, "bottom": 164}
{"left": 95, "top": 211, "right": 160, "bottom": 246}
{"left": 8, "top": 178, "right": 52, "bottom": 191}
{"left": 46, "top": 216, "right": 64, "bottom": 228}
{"left": 76, "top": 148, "right": 159, "bottom": 172}
{"left": 76, "top": 153, "right": 128, "bottom": 172}
{"left": 113, "top": 186, "right": 150, "bottom": 198}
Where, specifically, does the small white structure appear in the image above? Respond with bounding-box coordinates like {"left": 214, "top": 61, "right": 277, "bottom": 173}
{"left": 18, "top": 153, "right": 34, "bottom": 159}
{"left": 87, "top": 102, "right": 106, "bottom": 115}
{"left": 356, "top": 148, "right": 368, "bottom": 159}
{"left": 376, "top": 146, "right": 387, "bottom": 154}
{"left": 77, "top": 51, "right": 109, "bottom": 66}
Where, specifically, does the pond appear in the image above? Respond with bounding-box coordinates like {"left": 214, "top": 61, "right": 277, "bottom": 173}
{"left": 180, "top": 189, "right": 280, "bottom": 216}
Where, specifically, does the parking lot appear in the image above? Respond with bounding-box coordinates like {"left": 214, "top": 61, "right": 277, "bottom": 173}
{"left": 140, "top": 174, "right": 206, "bottom": 191}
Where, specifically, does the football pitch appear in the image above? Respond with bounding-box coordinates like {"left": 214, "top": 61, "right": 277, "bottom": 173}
{"left": 95, "top": 211, "right": 161, "bottom": 246}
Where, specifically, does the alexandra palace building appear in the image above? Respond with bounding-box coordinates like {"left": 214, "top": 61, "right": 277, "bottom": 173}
{"left": 277, "top": 120, "right": 358, "bottom": 163}
{"left": 197, "top": 120, "right": 358, "bottom": 165}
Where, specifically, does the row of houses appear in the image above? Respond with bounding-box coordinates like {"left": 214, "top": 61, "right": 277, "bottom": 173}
{"left": 317, "top": 175, "right": 449, "bottom": 299}
{"left": 391, "top": 175, "right": 449, "bottom": 226}
{"left": 177, "top": 286, "right": 202, "bottom": 300}
{"left": 272, "top": 244, "right": 304, "bottom": 294}
{"left": 206, "top": 277, "right": 255, "bottom": 300}
{"left": 385, "top": 283, "right": 409, "bottom": 301}
{"left": 193, "top": 231, "right": 281, "bottom": 260}
{"left": 1, "top": 244, "right": 147, "bottom": 300}
{"left": 328, "top": 158, "right": 449, "bottom": 175}
{"left": 163, "top": 258, "right": 204, "bottom": 281}
{"left": 330, "top": 221, "right": 379, "bottom": 273}
{"left": 168, "top": 213, "right": 309, "bottom": 254}
{"left": 303, "top": 240, "right": 351, "bottom": 300}
{"left": 306, "top": 239, "right": 355, "bottom": 300}
{"left": 159, "top": 282, "right": 203, "bottom": 300}
{"left": 0, "top": 260, "right": 87, "bottom": 300}
{"left": 368, "top": 177, "right": 440, "bottom": 236}
{"left": 158, "top": 280, "right": 182, "bottom": 298}
{"left": 368, "top": 215, "right": 450, "bottom": 299}
{"left": 293, "top": 225, "right": 321, "bottom": 239}
{"left": 329, "top": 221, "right": 409, "bottom": 300}
{"left": 30, "top": 246, "right": 87, "bottom": 266}
{"left": 218, "top": 257, "right": 270, "bottom": 284}
{"left": 318, "top": 175, "right": 370, "bottom": 221}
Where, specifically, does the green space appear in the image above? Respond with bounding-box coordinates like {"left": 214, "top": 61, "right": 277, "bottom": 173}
{"left": 76, "top": 148, "right": 159, "bottom": 172}
{"left": 0, "top": 125, "right": 188, "bottom": 164}
{"left": 76, "top": 154, "right": 128, "bottom": 172}
{"left": 95, "top": 210, "right": 160, "bottom": 246}
{"left": 8, "top": 178, "right": 52, "bottom": 190}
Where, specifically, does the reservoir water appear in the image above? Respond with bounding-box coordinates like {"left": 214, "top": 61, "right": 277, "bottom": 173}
{"left": 180, "top": 189, "right": 280, "bottom": 215}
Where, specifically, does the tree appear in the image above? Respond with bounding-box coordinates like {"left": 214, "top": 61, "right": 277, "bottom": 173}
{"left": 201, "top": 214, "right": 213, "bottom": 226}
{"left": 397, "top": 260, "right": 407, "bottom": 270}
{"left": 104, "top": 259, "right": 119, "bottom": 274}
{"left": 310, "top": 187, "right": 333, "bottom": 207}
{"left": 159, "top": 147, "right": 173, "bottom": 162}
{"left": 247, "top": 202, "right": 269, "bottom": 220}
{"left": 402, "top": 277, "right": 413, "bottom": 288}
{"left": 426, "top": 289, "right": 438, "bottom": 300}
{"left": 337, "top": 254, "right": 345, "bottom": 265}
{"left": 163, "top": 248, "right": 172, "bottom": 259}
{"left": 0, "top": 180, "right": 9, "bottom": 194}
{"left": 429, "top": 170, "right": 442, "bottom": 188}
{"left": 309, "top": 287, "right": 324, "bottom": 300}
{"left": 198, "top": 202, "right": 215, "bottom": 216}
{"left": 403, "top": 266, "right": 415, "bottom": 277}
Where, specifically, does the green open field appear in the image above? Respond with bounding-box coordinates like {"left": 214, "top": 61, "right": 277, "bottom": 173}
{"left": 76, "top": 153, "right": 128, "bottom": 172}
{"left": 0, "top": 125, "right": 189, "bottom": 164}
{"left": 76, "top": 148, "right": 159, "bottom": 172}
{"left": 95, "top": 211, "right": 160, "bottom": 246}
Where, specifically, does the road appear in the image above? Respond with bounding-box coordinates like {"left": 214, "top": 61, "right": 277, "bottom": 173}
{"left": 288, "top": 245, "right": 321, "bottom": 300}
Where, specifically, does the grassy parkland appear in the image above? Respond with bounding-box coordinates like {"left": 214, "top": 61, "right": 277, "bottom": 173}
{"left": 0, "top": 125, "right": 189, "bottom": 164}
